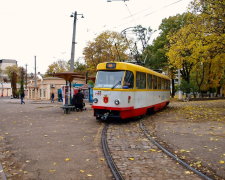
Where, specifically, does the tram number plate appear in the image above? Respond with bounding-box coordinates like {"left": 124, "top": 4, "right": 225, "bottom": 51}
{"left": 102, "top": 91, "right": 111, "bottom": 95}
{"left": 95, "top": 91, "right": 111, "bottom": 96}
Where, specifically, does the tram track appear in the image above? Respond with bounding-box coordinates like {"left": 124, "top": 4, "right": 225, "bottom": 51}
{"left": 101, "top": 117, "right": 215, "bottom": 180}
{"left": 139, "top": 119, "right": 213, "bottom": 180}
{"left": 101, "top": 124, "right": 124, "bottom": 180}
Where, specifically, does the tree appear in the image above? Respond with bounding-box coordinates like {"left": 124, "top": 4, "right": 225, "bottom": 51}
{"left": 5, "top": 65, "right": 19, "bottom": 98}
{"left": 83, "top": 31, "right": 130, "bottom": 73}
{"left": 144, "top": 13, "right": 192, "bottom": 70}
{"left": 45, "top": 60, "right": 69, "bottom": 76}
{"left": 190, "top": 0, "right": 225, "bottom": 94}
{"left": 144, "top": 13, "right": 192, "bottom": 97}
{"left": 19, "top": 67, "right": 25, "bottom": 94}
{"left": 74, "top": 61, "right": 87, "bottom": 73}
{"left": 167, "top": 0, "right": 225, "bottom": 94}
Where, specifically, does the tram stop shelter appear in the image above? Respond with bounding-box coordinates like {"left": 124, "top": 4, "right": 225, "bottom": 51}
{"left": 53, "top": 72, "right": 95, "bottom": 114}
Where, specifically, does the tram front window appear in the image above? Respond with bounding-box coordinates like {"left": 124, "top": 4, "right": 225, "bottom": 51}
{"left": 95, "top": 70, "right": 125, "bottom": 88}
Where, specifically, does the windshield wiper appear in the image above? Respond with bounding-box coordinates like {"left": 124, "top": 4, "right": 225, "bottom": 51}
{"left": 111, "top": 80, "right": 121, "bottom": 89}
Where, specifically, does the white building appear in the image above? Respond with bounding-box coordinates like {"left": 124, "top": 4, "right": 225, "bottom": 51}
{"left": 0, "top": 59, "right": 17, "bottom": 81}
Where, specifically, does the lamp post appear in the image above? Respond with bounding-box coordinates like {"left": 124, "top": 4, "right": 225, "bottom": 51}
{"left": 70, "top": 11, "right": 84, "bottom": 72}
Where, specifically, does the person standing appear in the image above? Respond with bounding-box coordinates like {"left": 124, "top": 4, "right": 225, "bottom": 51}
{"left": 51, "top": 93, "right": 55, "bottom": 103}
{"left": 20, "top": 91, "right": 25, "bottom": 104}
{"left": 74, "top": 89, "right": 84, "bottom": 111}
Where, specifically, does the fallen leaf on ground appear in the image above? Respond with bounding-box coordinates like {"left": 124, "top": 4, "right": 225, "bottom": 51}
{"left": 149, "top": 149, "right": 156, "bottom": 152}
{"left": 219, "top": 160, "right": 224, "bottom": 164}
{"left": 87, "top": 174, "right": 93, "bottom": 177}
{"left": 80, "top": 170, "right": 85, "bottom": 173}
{"left": 185, "top": 171, "right": 192, "bottom": 175}
{"left": 65, "top": 158, "right": 71, "bottom": 162}
{"left": 128, "top": 157, "right": 134, "bottom": 160}
{"left": 49, "top": 169, "right": 56, "bottom": 173}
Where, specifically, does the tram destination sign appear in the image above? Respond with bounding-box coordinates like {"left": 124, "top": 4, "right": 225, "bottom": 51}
{"left": 106, "top": 63, "right": 116, "bottom": 69}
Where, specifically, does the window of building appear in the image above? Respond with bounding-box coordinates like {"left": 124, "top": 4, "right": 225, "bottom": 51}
{"left": 43, "top": 89, "right": 46, "bottom": 98}
{"left": 136, "top": 72, "right": 146, "bottom": 89}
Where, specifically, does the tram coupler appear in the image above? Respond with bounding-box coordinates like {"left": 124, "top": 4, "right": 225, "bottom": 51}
{"left": 101, "top": 112, "right": 109, "bottom": 121}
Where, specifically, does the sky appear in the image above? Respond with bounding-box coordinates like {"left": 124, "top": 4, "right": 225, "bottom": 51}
{"left": 0, "top": 0, "right": 192, "bottom": 74}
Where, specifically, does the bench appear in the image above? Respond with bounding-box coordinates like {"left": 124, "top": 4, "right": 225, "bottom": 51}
{"left": 61, "top": 105, "right": 75, "bottom": 114}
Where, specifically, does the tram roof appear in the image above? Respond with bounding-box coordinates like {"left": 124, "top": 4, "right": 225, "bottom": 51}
{"left": 96, "top": 62, "right": 170, "bottom": 80}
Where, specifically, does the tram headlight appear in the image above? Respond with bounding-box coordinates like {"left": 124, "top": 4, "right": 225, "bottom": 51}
{"left": 93, "top": 98, "right": 98, "bottom": 103}
{"left": 114, "top": 99, "right": 120, "bottom": 105}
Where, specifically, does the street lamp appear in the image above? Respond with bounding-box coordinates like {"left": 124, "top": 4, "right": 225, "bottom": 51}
{"left": 70, "top": 11, "right": 84, "bottom": 72}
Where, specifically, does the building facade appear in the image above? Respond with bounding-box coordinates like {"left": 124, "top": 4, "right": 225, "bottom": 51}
{"left": 27, "top": 77, "right": 86, "bottom": 100}
{"left": 0, "top": 59, "right": 17, "bottom": 80}
{"left": 0, "top": 59, "right": 18, "bottom": 97}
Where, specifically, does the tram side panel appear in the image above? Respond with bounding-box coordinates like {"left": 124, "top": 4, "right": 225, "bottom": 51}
{"left": 134, "top": 90, "right": 170, "bottom": 113}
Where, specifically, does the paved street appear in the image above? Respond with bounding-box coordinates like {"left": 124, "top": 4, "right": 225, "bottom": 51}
{"left": 0, "top": 98, "right": 112, "bottom": 180}
{"left": 0, "top": 98, "right": 225, "bottom": 180}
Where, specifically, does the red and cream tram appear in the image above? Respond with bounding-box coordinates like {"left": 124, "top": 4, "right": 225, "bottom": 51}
{"left": 92, "top": 62, "right": 170, "bottom": 120}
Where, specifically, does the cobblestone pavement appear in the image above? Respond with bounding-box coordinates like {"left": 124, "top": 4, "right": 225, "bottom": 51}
{"left": 107, "top": 100, "right": 225, "bottom": 180}
{"left": 107, "top": 121, "right": 200, "bottom": 180}
{"left": 0, "top": 98, "right": 112, "bottom": 180}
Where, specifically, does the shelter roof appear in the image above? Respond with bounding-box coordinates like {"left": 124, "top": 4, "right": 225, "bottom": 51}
{"left": 53, "top": 72, "right": 95, "bottom": 82}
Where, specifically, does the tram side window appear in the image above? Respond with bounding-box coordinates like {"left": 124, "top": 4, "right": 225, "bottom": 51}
{"left": 157, "top": 77, "right": 162, "bottom": 89}
{"left": 152, "top": 75, "right": 157, "bottom": 89}
{"left": 167, "top": 80, "right": 170, "bottom": 90}
{"left": 136, "top": 72, "right": 146, "bottom": 89}
{"left": 123, "top": 71, "right": 134, "bottom": 88}
{"left": 147, "top": 74, "right": 153, "bottom": 89}
{"left": 161, "top": 79, "right": 165, "bottom": 89}
{"left": 163, "top": 78, "right": 166, "bottom": 89}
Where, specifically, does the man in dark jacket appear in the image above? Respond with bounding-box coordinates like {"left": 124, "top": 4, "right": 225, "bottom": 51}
{"left": 21, "top": 91, "right": 25, "bottom": 104}
{"left": 75, "top": 89, "right": 84, "bottom": 111}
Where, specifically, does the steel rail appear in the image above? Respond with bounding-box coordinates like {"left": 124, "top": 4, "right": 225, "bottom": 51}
{"left": 140, "top": 120, "right": 213, "bottom": 180}
{"left": 0, "top": 163, "right": 7, "bottom": 180}
{"left": 101, "top": 124, "right": 124, "bottom": 180}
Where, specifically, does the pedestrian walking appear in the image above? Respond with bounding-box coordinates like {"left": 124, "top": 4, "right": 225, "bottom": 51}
{"left": 51, "top": 93, "right": 55, "bottom": 103}
{"left": 20, "top": 91, "right": 25, "bottom": 104}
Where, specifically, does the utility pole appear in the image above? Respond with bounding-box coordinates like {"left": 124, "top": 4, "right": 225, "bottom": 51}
{"left": 34, "top": 56, "right": 37, "bottom": 89}
{"left": 70, "top": 11, "right": 77, "bottom": 72}
{"left": 25, "top": 64, "right": 28, "bottom": 89}
{"left": 34, "top": 56, "right": 37, "bottom": 99}
{"left": 70, "top": 11, "right": 84, "bottom": 72}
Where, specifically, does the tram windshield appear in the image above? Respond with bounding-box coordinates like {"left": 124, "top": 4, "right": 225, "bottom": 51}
{"left": 95, "top": 70, "right": 125, "bottom": 88}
